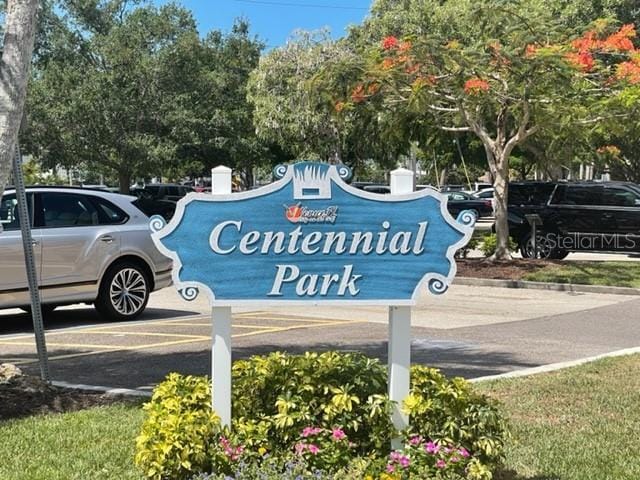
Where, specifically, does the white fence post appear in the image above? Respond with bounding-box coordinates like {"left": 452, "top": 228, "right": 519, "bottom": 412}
{"left": 389, "top": 168, "right": 414, "bottom": 449}
{"left": 211, "top": 165, "right": 233, "bottom": 427}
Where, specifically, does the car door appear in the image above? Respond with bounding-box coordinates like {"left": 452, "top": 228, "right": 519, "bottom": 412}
{"left": 601, "top": 186, "right": 640, "bottom": 252}
{"left": 548, "top": 184, "right": 615, "bottom": 251}
{"left": 0, "top": 192, "right": 40, "bottom": 307}
{"left": 37, "top": 192, "right": 121, "bottom": 298}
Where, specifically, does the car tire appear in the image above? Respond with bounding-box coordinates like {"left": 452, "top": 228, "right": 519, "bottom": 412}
{"left": 95, "top": 261, "right": 150, "bottom": 321}
{"left": 520, "top": 232, "right": 563, "bottom": 259}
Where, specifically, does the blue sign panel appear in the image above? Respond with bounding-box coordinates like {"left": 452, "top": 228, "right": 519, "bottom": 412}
{"left": 150, "top": 162, "right": 476, "bottom": 306}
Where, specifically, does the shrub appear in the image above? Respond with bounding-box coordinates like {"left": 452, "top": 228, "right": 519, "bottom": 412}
{"left": 480, "top": 233, "right": 517, "bottom": 257}
{"left": 231, "top": 351, "right": 394, "bottom": 454}
{"left": 134, "top": 373, "right": 222, "bottom": 480}
{"left": 405, "top": 366, "right": 507, "bottom": 467}
{"left": 135, "top": 352, "right": 507, "bottom": 480}
{"left": 455, "top": 234, "right": 481, "bottom": 259}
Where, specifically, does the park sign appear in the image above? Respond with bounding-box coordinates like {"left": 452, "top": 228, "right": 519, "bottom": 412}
{"left": 149, "top": 162, "right": 476, "bottom": 306}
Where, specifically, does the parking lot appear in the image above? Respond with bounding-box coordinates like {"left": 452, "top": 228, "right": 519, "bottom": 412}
{"left": 2, "top": 283, "right": 640, "bottom": 391}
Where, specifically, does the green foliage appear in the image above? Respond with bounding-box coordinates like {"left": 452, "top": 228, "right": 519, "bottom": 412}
{"left": 405, "top": 366, "right": 508, "bottom": 467}
{"left": 135, "top": 353, "right": 508, "bottom": 479}
{"left": 135, "top": 373, "right": 222, "bottom": 480}
{"left": 232, "top": 351, "right": 394, "bottom": 454}
{"left": 479, "top": 234, "right": 518, "bottom": 258}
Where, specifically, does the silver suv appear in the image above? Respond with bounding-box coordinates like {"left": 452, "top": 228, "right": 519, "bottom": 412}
{"left": 0, "top": 187, "right": 172, "bottom": 320}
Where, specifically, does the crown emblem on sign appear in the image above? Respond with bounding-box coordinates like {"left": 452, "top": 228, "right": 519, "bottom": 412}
{"left": 273, "top": 162, "right": 353, "bottom": 200}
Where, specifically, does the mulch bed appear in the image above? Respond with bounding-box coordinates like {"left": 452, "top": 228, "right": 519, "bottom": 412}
{"left": 0, "top": 365, "right": 141, "bottom": 421}
{"left": 456, "top": 258, "right": 559, "bottom": 281}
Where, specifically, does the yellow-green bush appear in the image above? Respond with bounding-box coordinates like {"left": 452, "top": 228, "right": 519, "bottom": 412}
{"left": 134, "top": 373, "right": 221, "bottom": 480}
{"left": 135, "top": 352, "right": 507, "bottom": 479}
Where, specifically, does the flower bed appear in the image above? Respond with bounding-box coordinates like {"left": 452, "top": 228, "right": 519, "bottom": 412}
{"left": 134, "top": 352, "right": 507, "bottom": 479}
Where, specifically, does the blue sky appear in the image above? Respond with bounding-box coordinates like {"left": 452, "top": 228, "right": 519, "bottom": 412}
{"left": 155, "top": 0, "right": 371, "bottom": 47}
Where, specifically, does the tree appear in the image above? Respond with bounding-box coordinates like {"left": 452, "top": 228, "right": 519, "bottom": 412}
{"left": 333, "top": 2, "right": 637, "bottom": 260}
{"left": 0, "top": 0, "right": 39, "bottom": 212}
{"left": 25, "top": 1, "right": 200, "bottom": 192}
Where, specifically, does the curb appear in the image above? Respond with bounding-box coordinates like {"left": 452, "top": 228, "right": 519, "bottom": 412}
{"left": 455, "top": 276, "right": 640, "bottom": 296}
{"left": 52, "top": 380, "right": 152, "bottom": 398}
{"left": 470, "top": 346, "right": 640, "bottom": 383}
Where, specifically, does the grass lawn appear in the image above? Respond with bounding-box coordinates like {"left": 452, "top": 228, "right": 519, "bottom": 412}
{"left": 0, "top": 403, "right": 145, "bottom": 480}
{"left": 522, "top": 261, "right": 640, "bottom": 288}
{"left": 2, "top": 355, "right": 640, "bottom": 479}
{"left": 478, "top": 354, "right": 640, "bottom": 480}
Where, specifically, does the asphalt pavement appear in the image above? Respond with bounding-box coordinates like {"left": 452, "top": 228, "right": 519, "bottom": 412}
{"left": 0, "top": 284, "right": 638, "bottom": 391}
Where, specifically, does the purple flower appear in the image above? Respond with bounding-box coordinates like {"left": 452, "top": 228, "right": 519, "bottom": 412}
{"left": 436, "top": 459, "right": 447, "bottom": 469}
{"left": 425, "top": 441, "right": 440, "bottom": 454}
{"left": 386, "top": 464, "right": 395, "bottom": 473}
{"left": 399, "top": 455, "right": 410, "bottom": 468}
{"left": 409, "top": 435, "right": 422, "bottom": 446}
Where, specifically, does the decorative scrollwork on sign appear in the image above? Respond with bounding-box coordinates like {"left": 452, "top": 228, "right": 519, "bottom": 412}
{"left": 428, "top": 277, "right": 448, "bottom": 295}
{"left": 336, "top": 164, "right": 353, "bottom": 181}
{"left": 272, "top": 164, "right": 288, "bottom": 180}
{"left": 179, "top": 286, "right": 199, "bottom": 301}
{"left": 149, "top": 215, "right": 167, "bottom": 233}
{"left": 456, "top": 209, "right": 478, "bottom": 228}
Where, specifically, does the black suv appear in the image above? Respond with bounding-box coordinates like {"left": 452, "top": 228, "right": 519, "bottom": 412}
{"left": 507, "top": 181, "right": 640, "bottom": 259}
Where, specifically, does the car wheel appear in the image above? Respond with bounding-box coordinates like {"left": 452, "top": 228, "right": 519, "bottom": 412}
{"left": 20, "top": 304, "right": 57, "bottom": 317}
{"left": 520, "top": 233, "right": 559, "bottom": 259}
{"left": 469, "top": 209, "right": 480, "bottom": 219}
{"left": 96, "top": 261, "right": 150, "bottom": 321}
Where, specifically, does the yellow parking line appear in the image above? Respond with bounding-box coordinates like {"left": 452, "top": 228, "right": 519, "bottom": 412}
{"left": 3, "top": 318, "right": 369, "bottom": 366}
{"left": 232, "top": 320, "right": 367, "bottom": 338}
{"left": 76, "top": 330, "right": 210, "bottom": 340}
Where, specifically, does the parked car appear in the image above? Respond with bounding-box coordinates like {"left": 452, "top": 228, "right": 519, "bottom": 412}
{"left": 473, "top": 187, "right": 495, "bottom": 213}
{"left": 130, "top": 188, "right": 176, "bottom": 221}
{"left": 445, "top": 191, "right": 494, "bottom": 218}
{"left": 132, "top": 183, "right": 194, "bottom": 202}
{"left": 0, "top": 187, "right": 172, "bottom": 320}
{"left": 508, "top": 181, "right": 640, "bottom": 259}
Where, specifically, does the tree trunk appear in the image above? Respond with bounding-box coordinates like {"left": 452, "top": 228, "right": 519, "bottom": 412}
{"left": 492, "top": 150, "right": 511, "bottom": 261}
{"left": 0, "top": 0, "right": 39, "bottom": 211}
{"left": 119, "top": 171, "right": 131, "bottom": 194}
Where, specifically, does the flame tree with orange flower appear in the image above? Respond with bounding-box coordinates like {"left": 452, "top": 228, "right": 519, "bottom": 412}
{"left": 329, "top": 3, "right": 638, "bottom": 260}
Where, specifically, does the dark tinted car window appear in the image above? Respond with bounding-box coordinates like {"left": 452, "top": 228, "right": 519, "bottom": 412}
{"left": 41, "top": 192, "right": 99, "bottom": 227}
{"left": 91, "top": 196, "right": 129, "bottom": 224}
{"left": 602, "top": 188, "right": 639, "bottom": 207}
{"left": 551, "top": 185, "right": 603, "bottom": 206}
{"left": 509, "top": 183, "right": 556, "bottom": 205}
{"left": 0, "top": 194, "right": 33, "bottom": 231}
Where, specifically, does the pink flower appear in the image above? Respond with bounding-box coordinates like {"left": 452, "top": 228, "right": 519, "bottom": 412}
{"left": 409, "top": 435, "right": 422, "bottom": 446}
{"left": 458, "top": 447, "right": 470, "bottom": 458}
{"left": 331, "top": 428, "right": 346, "bottom": 441}
{"left": 425, "top": 441, "right": 440, "bottom": 454}
{"left": 301, "top": 427, "right": 322, "bottom": 437}
{"left": 294, "top": 443, "right": 306, "bottom": 455}
{"left": 399, "top": 455, "right": 410, "bottom": 468}
{"left": 436, "top": 459, "right": 447, "bottom": 469}
{"left": 308, "top": 444, "right": 320, "bottom": 455}
{"left": 386, "top": 464, "right": 395, "bottom": 473}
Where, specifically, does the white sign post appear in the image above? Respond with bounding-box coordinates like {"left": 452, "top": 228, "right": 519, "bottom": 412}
{"left": 389, "top": 168, "right": 414, "bottom": 448}
{"left": 211, "top": 166, "right": 233, "bottom": 426}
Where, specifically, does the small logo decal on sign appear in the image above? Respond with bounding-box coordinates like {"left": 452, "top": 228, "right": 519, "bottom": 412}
{"left": 284, "top": 204, "right": 338, "bottom": 224}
